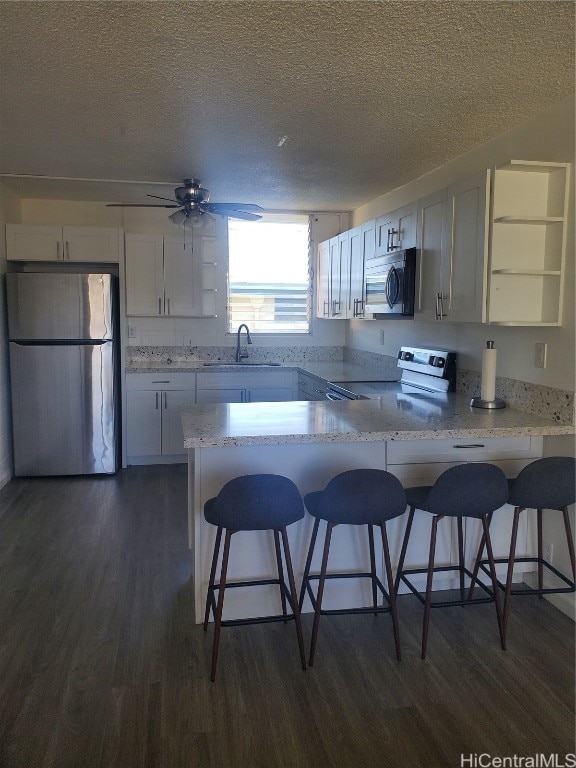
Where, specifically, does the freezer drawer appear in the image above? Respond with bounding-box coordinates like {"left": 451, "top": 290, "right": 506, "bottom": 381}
{"left": 9, "top": 341, "right": 117, "bottom": 476}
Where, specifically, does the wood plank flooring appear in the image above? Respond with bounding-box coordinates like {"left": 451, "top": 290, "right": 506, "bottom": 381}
{"left": 0, "top": 465, "right": 574, "bottom": 768}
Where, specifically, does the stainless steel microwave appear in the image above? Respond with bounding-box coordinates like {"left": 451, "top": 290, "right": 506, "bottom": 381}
{"left": 364, "top": 248, "right": 416, "bottom": 315}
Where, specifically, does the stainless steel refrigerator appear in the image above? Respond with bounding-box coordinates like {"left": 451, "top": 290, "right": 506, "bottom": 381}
{"left": 7, "top": 272, "right": 119, "bottom": 476}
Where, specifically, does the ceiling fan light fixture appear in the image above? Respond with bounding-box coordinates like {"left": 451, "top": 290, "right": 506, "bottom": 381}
{"left": 169, "top": 209, "right": 188, "bottom": 226}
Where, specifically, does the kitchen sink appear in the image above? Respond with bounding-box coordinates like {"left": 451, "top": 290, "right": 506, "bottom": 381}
{"left": 202, "top": 362, "right": 282, "bottom": 367}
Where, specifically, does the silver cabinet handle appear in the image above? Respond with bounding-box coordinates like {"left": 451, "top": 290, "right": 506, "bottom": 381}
{"left": 439, "top": 294, "right": 447, "bottom": 319}
{"left": 453, "top": 444, "right": 485, "bottom": 448}
{"left": 155, "top": 392, "right": 159, "bottom": 409}
{"left": 158, "top": 297, "right": 162, "bottom": 315}
{"left": 332, "top": 299, "right": 341, "bottom": 316}
{"left": 323, "top": 300, "right": 329, "bottom": 317}
{"left": 435, "top": 293, "right": 440, "bottom": 320}
{"left": 65, "top": 241, "right": 70, "bottom": 260}
{"left": 167, "top": 298, "right": 171, "bottom": 315}
{"left": 56, "top": 242, "right": 61, "bottom": 260}
{"left": 164, "top": 392, "right": 167, "bottom": 409}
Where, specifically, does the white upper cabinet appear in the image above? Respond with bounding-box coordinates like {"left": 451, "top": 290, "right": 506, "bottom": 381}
{"left": 416, "top": 170, "right": 490, "bottom": 323}
{"left": 125, "top": 232, "right": 210, "bottom": 317}
{"left": 486, "top": 161, "right": 569, "bottom": 326}
{"left": 375, "top": 202, "right": 417, "bottom": 257}
{"left": 6, "top": 224, "right": 121, "bottom": 262}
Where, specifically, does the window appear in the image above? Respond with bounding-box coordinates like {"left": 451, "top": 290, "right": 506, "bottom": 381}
{"left": 227, "top": 213, "right": 311, "bottom": 334}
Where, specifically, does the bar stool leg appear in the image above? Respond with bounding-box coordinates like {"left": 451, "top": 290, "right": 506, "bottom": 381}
{"left": 467, "top": 511, "right": 493, "bottom": 600}
{"left": 394, "top": 507, "right": 415, "bottom": 595}
{"left": 280, "top": 527, "right": 306, "bottom": 671}
{"left": 299, "top": 517, "right": 320, "bottom": 610}
{"left": 482, "top": 515, "right": 505, "bottom": 650}
{"left": 502, "top": 506, "right": 522, "bottom": 641}
{"left": 422, "top": 515, "right": 440, "bottom": 660}
{"left": 562, "top": 506, "right": 576, "bottom": 582}
{"left": 273, "top": 529, "right": 288, "bottom": 619}
{"left": 380, "top": 522, "right": 401, "bottom": 661}
{"left": 457, "top": 518, "right": 465, "bottom": 602}
{"left": 204, "top": 526, "right": 223, "bottom": 631}
{"left": 537, "top": 508, "right": 544, "bottom": 598}
{"left": 210, "top": 529, "right": 233, "bottom": 682}
{"left": 368, "top": 524, "right": 378, "bottom": 614}
{"left": 309, "top": 521, "right": 334, "bottom": 667}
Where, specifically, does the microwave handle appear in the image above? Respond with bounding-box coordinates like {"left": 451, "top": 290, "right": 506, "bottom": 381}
{"left": 385, "top": 266, "right": 400, "bottom": 308}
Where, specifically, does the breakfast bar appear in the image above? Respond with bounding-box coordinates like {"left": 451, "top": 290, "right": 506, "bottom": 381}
{"left": 183, "top": 395, "right": 574, "bottom": 623}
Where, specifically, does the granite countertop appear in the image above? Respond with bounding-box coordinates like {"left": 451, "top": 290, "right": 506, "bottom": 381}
{"left": 125, "top": 359, "right": 390, "bottom": 382}
{"left": 181, "top": 394, "right": 574, "bottom": 449}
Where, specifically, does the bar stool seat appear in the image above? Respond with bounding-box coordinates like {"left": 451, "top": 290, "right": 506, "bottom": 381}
{"left": 203, "top": 473, "right": 306, "bottom": 681}
{"left": 395, "top": 463, "right": 509, "bottom": 659}
{"left": 299, "top": 469, "right": 407, "bottom": 666}
{"left": 470, "top": 456, "right": 575, "bottom": 640}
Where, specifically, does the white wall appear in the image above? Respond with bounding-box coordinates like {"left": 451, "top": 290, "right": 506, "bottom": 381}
{"left": 349, "top": 94, "right": 575, "bottom": 393}
{"left": 0, "top": 183, "right": 21, "bottom": 487}
{"left": 17, "top": 200, "right": 348, "bottom": 350}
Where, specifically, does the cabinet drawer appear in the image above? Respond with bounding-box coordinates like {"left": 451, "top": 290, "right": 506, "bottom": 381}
{"left": 386, "top": 436, "right": 541, "bottom": 465}
{"left": 198, "top": 370, "right": 294, "bottom": 389}
{"left": 126, "top": 372, "right": 197, "bottom": 390}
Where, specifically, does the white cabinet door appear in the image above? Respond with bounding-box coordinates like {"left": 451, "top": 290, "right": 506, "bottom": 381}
{"left": 442, "top": 170, "right": 490, "bottom": 323}
{"left": 163, "top": 236, "right": 201, "bottom": 316}
{"left": 316, "top": 239, "right": 331, "bottom": 318}
{"left": 196, "top": 388, "right": 245, "bottom": 404}
{"left": 162, "top": 389, "right": 195, "bottom": 455}
{"left": 62, "top": 227, "right": 120, "bottom": 262}
{"left": 395, "top": 202, "right": 417, "bottom": 251}
{"left": 6, "top": 224, "right": 63, "bottom": 261}
{"left": 126, "top": 390, "right": 162, "bottom": 456}
{"left": 328, "top": 234, "right": 346, "bottom": 318}
{"left": 415, "top": 189, "right": 446, "bottom": 321}
{"left": 347, "top": 225, "right": 365, "bottom": 319}
{"left": 125, "top": 234, "right": 164, "bottom": 316}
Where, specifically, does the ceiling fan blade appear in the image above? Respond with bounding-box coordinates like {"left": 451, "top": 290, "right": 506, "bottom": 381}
{"left": 147, "top": 194, "right": 179, "bottom": 203}
{"left": 204, "top": 202, "right": 264, "bottom": 212}
{"left": 106, "top": 203, "right": 181, "bottom": 208}
{"left": 225, "top": 210, "right": 263, "bottom": 221}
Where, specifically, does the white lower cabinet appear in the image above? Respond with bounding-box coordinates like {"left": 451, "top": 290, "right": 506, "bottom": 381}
{"left": 386, "top": 436, "right": 543, "bottom": 587}
{"left": 196, "top": 370, "right": 296, "bottom": 404}
{"left": 125, "top": 373, "right": 196, "bottom": 463}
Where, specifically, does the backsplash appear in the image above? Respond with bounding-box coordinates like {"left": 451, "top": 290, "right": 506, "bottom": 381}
{"left": 127, "top": 345, "right": 344, "bottom": 364}
{"left": 458, "top": 369, "right": 575, "bottom": 426}
{"left": 343, "top": 347, "right": 400, "bottom": 377}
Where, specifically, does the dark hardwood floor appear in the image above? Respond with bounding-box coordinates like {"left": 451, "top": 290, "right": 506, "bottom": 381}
{"left": 0, "top": 465, "right": 574, "bottom": 768}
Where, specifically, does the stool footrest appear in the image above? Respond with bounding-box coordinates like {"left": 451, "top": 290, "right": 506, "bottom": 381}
{"left": 207, "top": 577, "right": 298, "bottom": 627}
{"left": 304, "top": 571, "right": 393, "bottom": 616}
{"left": 478, "top": 557, "right": 576, "bottom": 595}
{"left": 399, "top": 565, "right": 495, "bottom": 607}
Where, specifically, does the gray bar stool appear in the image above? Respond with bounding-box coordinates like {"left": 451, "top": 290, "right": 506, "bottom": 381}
{"left": 299, "top": 469, "right": 407, "bottom": 666}
{"left": 203, "top": 474, "right": 306, "bottom": 681}
{"left": 395, "top": 463, "right": 508, "bottom": 659}
{"left": 469, "top": 456, "right": 575, "bottom": 640}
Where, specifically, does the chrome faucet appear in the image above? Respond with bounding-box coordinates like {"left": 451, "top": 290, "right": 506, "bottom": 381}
{"left": 235, "top": 323, "right": 252, "bottom": 362}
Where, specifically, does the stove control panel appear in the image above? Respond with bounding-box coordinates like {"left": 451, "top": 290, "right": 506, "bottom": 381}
{"left": 397, "top": 346, "right": 457, "bottom": 390}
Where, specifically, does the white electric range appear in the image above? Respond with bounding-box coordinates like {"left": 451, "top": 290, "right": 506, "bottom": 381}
{"left": 325, "top": 346, "right": 457, "bottom": 406}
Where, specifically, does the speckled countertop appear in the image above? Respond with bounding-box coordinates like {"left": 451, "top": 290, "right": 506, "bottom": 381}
{"left": 181, "top": 394, "right": 574, "bottom": 449}
{"left": 125, "top": 360, "right": 390, "bottom": 383}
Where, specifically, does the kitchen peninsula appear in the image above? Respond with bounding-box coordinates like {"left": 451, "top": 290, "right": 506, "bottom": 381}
{"left": 182, "top": 395, "right": 574, "bottom": 624}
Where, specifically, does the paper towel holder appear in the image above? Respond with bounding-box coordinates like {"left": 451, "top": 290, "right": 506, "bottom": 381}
{"left": 471, "top": 341, "right": 506, "bottom": 409}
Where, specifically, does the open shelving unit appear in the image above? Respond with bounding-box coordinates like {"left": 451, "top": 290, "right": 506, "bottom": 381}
{"left": 487, "top": 160, "right": 569, "bottom": 325}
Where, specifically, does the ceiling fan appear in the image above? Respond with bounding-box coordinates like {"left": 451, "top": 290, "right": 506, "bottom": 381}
{"left": 106, "top": 178, "right": 263, "bottom": 228}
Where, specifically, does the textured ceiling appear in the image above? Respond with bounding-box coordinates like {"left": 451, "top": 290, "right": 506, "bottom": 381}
{"left": 0, "top": 1, "right": 574, "bottom": 211}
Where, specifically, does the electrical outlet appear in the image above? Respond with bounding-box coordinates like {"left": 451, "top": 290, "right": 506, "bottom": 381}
{"left": 379, "top": 329, "right": 385, "bottom": 345}
{"left": 128, "top": 325, "right": 136, "bottom": 338}
{"left": 543, "top": 541, "right": 553, "bottom": 564}
{"left": 534, "top": 342, "right": 547, "bottom": 368}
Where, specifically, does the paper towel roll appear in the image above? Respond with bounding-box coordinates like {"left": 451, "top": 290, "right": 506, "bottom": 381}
{"left": 480, "top": 343, "right": 497, "bottom": 402}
